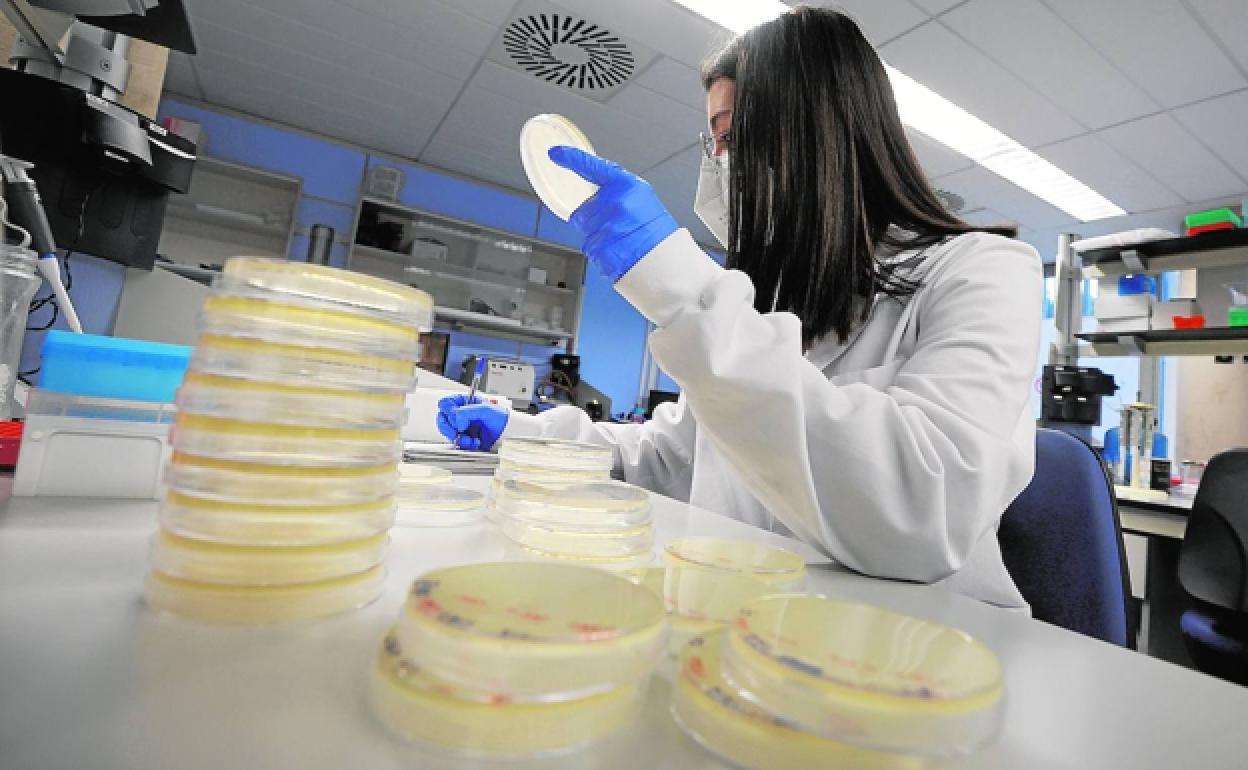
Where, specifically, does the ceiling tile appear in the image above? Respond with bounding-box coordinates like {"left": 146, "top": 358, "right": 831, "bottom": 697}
{"left": 1186, "top": 0, "right": 1248, "bottom": 74}
{"left": 163, "top": 52, "right": 203, "bottom": 100}
{"left": 604, "top": 83, "right": 706, "bottom": 153}
{"left": 1172, "top": 89, "right": 1248, "bottom": 183}
{"left": 907, "top": 130, "right": 974, "bottom": 179}
{"left": 1043, "top": 0, "right": 1246, "bottom": 108}
{"left": 798, "top": 0, "right": 928, "bottom": 45}
{"left": 881, "top": 21, "right": 1085, "bottom": 147}
{"left": 943, "top": 0, "right": 1158, "bottom": 130}
{"left": 632, "top": 56, "right": 706, "bottom": 113}
{"left": 1036, "top": 133, "right": 1184, "bottom": 214}
{"left": 563, "top": 0, "right": 730, "bottom": 70}
{"left": 1099, "top": 112, "right": 1247, "bottom": 203}
{"left": 910, "top": 0, "right": 966, "bottom": 14}
{"left": 936, "top": 165, "right": 1078, "bottom": 230}
{"left": 960, "top": 207, "right": 1016, "bottom": 228}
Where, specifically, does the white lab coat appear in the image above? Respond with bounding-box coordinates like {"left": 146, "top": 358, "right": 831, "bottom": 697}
{"left": 504, "top": 228, "right": 1042, "bottom": 610}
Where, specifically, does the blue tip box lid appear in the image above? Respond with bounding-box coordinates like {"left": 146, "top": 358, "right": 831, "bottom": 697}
{"left": 39, "top": 330, "right": 193, "bottom": 403}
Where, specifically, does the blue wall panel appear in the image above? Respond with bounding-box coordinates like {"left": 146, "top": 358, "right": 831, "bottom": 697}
{"left": 366, "top": 157, "right": 538, "bottom": 238}
{"left": 158, "top": 98, "right": 366, "bottom": 204}
{"left": 577, "top": 265, "right": 648, "bottom": 417}
{"left": 536, "top": 206, "right": 584, "bottom": 250}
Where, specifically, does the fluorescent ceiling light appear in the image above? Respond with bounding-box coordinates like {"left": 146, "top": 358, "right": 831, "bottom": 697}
{"left": 670, "top": 0, "right": 1126, "bottom": 222}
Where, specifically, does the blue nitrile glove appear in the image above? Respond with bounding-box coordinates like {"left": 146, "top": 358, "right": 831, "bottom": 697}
{"left": 548, "top": 145, "right": 679, "bottom": 282}
{"left": 436, "top": 394, "right": 509, "bottom": 451}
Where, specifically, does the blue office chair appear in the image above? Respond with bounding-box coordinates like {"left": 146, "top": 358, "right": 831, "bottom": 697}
{"left": 1177, "top": 449, "right": 1248, "bottom": 685}
{"left": 998, "top": 428, "right": 1132, "bottom": 646}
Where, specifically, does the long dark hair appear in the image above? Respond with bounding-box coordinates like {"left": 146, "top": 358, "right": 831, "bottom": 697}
{"left": 701, "top": 7, "right": 1016, "bottom": 344}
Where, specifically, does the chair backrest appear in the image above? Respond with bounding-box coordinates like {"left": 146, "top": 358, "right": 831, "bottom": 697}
{"left": 998, "top": 428, "right": 1131, "bottom": 646}
{"left": 1178, "top": 449, "right": 1248, "bottom": 613}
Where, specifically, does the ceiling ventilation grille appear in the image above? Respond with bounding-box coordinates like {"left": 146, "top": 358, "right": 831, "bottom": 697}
{"left": 502, "top": 13, "right": 635, "bottom": 92}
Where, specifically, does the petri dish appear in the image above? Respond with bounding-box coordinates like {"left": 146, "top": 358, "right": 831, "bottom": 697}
{"left": 191, "top": 335, "right": 418, "bottom": 394}
{"left": 635, "top": 566, "right": 775, "bottom": 655}
{"left": 396, "top": 562, "right": 667, "bottom": 700}
{"left": 370, "top": 629, "right": 646, "bottom": 757}
{"left": 498, "top": 437, "right": 613, "bottom": 473}
{"left": 159, "top": 491, "right": 396, "bottom": 546}
{"left": 398, "top": 463, "right": 453, "bottom": 485}
{"left": 721, "top": 596, "right": 1005, "bottom": 756}
{"left": 500, "top": 538, "right": 655, "bottom": 574}
{"left": 396, "top": 484, "right": 486, "bottom": 527}
{"left": 165, "top": 452, "right": 399, "bottom": 506}
{"left": 501, "top": 517, "right": 653, "bottom": 559}
{"left": 171, "top": 413, "right": 401, "bottom": 467}
{"left": 144, "top": 564, "right": 385, "bottom": 624}
{"left": 664, "top": 537, "right": 806, "bottom": 589}
{"left": 495, "top": 479, "right": 651, "bottom": 530}
{"left": 519, "top": 114, "right": 598, "bottom": 222}
{"left": 671, "top": 631, "right": 923, "bottom": 770}
{"left": 150, "top": 530, "right": 387, "bottom": 586}
{"left": 219, "top": 257, "right": 434, "bottom": 330}
{"left": 176, "top": 372, "right": 406, "bottom": 430}
{"left": 494, "top": 460, "right": 612, "bottom": 488}
{"left": 200, "top": 295, "right": 421, "bottom": 360}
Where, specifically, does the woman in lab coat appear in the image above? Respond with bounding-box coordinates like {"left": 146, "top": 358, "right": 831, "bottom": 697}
{"left": 439, "top": 7, "right": 1042, "bottom": 610}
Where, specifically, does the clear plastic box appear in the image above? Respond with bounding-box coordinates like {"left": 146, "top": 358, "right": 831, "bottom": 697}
{"left": 176, "top": 373, "right": 406, "bottom": 430}
{"left": 170, "top": 413, "right": 401, "bottom": 467}
{"left": 150, "top": 530, "right": 388, "bottom": 586}
{"left": 158, "top": 491, "right": 397, "bottom": 546}
{"left": 219, "top": 257, "right": 434, "bottom": 330}
{"left": 191, "top": 335, "right": 418, "bottom": 394}
{"left": 165, "top": 452, "right": 399, "bottom": 506}
{"left": 370, "top": 629, "right": 647, "bottom": 757}
{"left": 144, "top": 564, "right": 385, "bottom": 624}
{"left": 397, "top": 562, "right": 667, "bottom": 700}
{"left": 722, "top": 596, "right": 1005, "bottom": 757}
{"left": 671, "top": 632, "right": 920, "bottom": 770}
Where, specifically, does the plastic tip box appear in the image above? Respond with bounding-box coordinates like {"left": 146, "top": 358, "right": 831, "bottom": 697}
{"left": 40, "top": 330, "right": 192, "bottom": 403}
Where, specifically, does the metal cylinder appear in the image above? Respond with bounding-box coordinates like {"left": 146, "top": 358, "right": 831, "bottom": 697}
{"left": 306, "top": 225, "right": 335, "bottom": 266}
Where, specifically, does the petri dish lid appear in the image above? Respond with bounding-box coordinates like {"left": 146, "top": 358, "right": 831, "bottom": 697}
{"left": 501, "top": 517, "right": 653, "bottom": 559}
{"left": 371, "top": 629, "right": 648, "bottom": 757}
{"left": 398, "top": 463, "right": 453, "bottom": 485}
{"left": 150, "top": 530, "right": 388, "bottom": 586}
{"left": 175, "top": 372, "right": 406, "bottom": 430}
{"left": 664, "top": 537, "right": 806, "bottom": 587}
{"left": 496, "top": 480, "right": 650, "bottom": 530}
{"left": 398, "top": 562, "right": 667, "bottom": 698}
{"left": 171, "top": 413, "right": 401, "bottom": 468}
{"left": 220, "top": 257, "right": 434, "bottom": 330}
{"left": 671, "top": 631, "right": 919, "bottom": 770}
{"left": 520, "top": 114, "right": 598, "bottom": 222}
{"left": 159, "top": 490, "right": 396, "bottom": 547}
{"left": 721, "top": 596, "right": 1005, "bottom": 756}
{"left": 636, "top": 566, "right": 773, "bottom": 627}
{"left": 190, "top": 335, "right": 418, "bottom": 394}
{"left": 398, "top": 484, "right": 485, "bottom": 511}
{"left": 498, "top": 437, "right": 613, "bottom": 472}
{"left": 166, "top": 451, "right": 399, "bottom": 507}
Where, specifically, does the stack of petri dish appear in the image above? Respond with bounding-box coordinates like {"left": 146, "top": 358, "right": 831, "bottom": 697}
{"left": 146, "top": 257, "right": 432, "bottom": 624}
{"left": 371, "top": 562, "right": 668, "bottom": 757}
{"left": 394, "top": 463, "right": 486, "bottom": 527}
{"left": 494, "top": 478, "right": 655, "bottom": 570}
{"left": 671, "top": 595, "right": 1006, "bottom": 769}
{"left": 664, "top": 536, "right": 807, "bottom": 590}
{"left": 492, "top": 436, "right": 613, "bottom": 492}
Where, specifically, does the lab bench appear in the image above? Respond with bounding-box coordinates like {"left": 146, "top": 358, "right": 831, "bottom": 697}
{"left": 2, "top": 475, "right": 1246, "bottom": 770}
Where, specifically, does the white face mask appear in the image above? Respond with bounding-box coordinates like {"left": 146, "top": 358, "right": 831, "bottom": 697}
{"left": 694, "top": 152, "right": 731, "bottom": 248}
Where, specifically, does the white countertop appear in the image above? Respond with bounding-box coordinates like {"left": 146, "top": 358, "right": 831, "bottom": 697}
{"left": 2, "top": 475, "right": 1246, "bottom": 770}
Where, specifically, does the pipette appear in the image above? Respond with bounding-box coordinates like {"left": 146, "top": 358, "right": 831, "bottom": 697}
{"left": 467, "top": 357, "right": 486, "bottom": 404}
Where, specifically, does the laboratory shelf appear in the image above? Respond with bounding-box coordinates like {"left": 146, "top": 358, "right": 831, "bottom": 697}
{"left": 1080, "top": 229, "right": 1248, "bottom": 279}
{"left": 1075, "top": 327, "right": 1248, "bottom": 356}
{"left": 434, "top": 305, "right": 574, "bottom": 343}
{"left": 166, "top": 201, "right": 291, "bottom": 239}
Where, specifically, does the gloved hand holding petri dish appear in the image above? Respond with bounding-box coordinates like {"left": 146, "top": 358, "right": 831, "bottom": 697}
{"left": 519, "top": 113, "right": 599, "bottom": 222}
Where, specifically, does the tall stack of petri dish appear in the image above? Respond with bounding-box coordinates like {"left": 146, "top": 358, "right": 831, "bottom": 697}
{"left": 371, "top": 562, "right": 668, "bottom": 757}
{"left": 494, "top": 477, "right": 655, "bottom": 570}
{"left": 671, "top": 595, "right": 1006, "bottom": 769}
{"left": 146, "top": 257, "right": 433, "bottom": 624}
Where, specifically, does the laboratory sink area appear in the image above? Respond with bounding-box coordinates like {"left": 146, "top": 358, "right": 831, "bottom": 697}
{"left": 4, "top": 1, "right": 1248, "bottom": 769}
